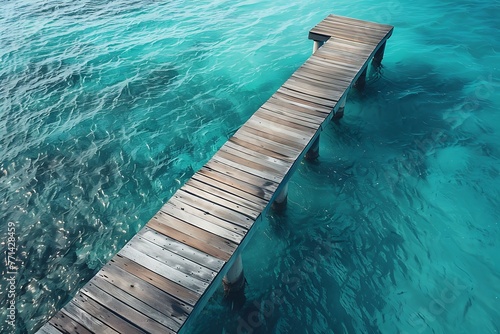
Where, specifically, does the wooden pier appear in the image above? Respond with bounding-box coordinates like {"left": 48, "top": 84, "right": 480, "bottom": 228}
{"left": 37, "top": 14, "right": 393, "bottom": 334}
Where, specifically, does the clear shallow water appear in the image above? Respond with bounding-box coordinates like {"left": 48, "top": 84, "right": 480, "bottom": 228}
{"left": 0, "top": 0, "right": 499, "bottom": 333}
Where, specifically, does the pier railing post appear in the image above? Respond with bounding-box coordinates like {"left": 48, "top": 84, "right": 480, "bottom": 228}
{"left": 372, "top": 41, "right": 386, "bottom": 66}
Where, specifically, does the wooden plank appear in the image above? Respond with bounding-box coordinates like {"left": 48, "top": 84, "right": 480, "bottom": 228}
{"left": 171, "top": 190, "right": 255, "bottom": 232}
{"left": 315, "top": 42, "right": 370, "bottom": 62}
{"left": 81, "top": 281, "right": 175, "bottom": 334}
{"left": 311, "top": 28, "right": 380, "bottom": 46}
{"left": 313, "top": 50, "right": 368, "bottom": 69}
{"left": 119, "top": 245, "right": 210, "bottom": 294}
{"left": 201, "top": 161, "right": 279, "bottom": 197}
{"left": 126, "top": 236, "right": 216, "bottom": 283}
{"left": 246, "top": 114, "right": 315, "bottom": 142}
{"left": 71, "top": 292, "right": 146, "bottom": 334}
{"left": 148, "top": 214, "right": 235, "bottom": 261}
{"left": 322, "top": 38, "right": 375, "bottom": 55}
{"left": 186, "top": 178, "right": 266, "bottom": 213}
{"left": 232, "top": 129, "right": 303, "bottom": 160}
{"left": 293, "top": 67, "right": 353, "bottom": 87}
{"left": 61, "top": 302, "right": 119, "bottom": 334}
{"left": 38, "top": 324, "right": 64, "bottom": 334}
{"left": 300, "top": 58, "right": 358, "bottom": 82}
{"left": 275, "top": 87, "right": 337, "bottom": 109}
{"left": 269, "top": 93, "right": 333, "bottom": 114}
{"left": 199, "top": 165, "right": 275, "bottom": 201}
{"left": 181, "top": 183, "right": 261, "bottom": 222}
{"left": 219, "top": 142, "right": 292, "bottom": 174}
{"left": 161, "top": 200, "right": 245, "bottom": 242}
{"left": 212, "top": 150, "right": 285, "bottom": 183}
{"left": 309, "top": 21, "right": 392, "bottom": 47}
{"left": 306, "top": 56, "right": 360, "bottom": 74}
{"left": 315, "top": 20, "right": 390, "bottom": 40}
{"left": 169, "top": 193, "right": 253, "bottom": 231}
{"left": 228, "top": 136, "right": 296, "bottom": 164}
{"left": 139, "top": 226, "right": 224, "bottom": 272}
{"left": 191, "top": 172, "right": 268, "bottom": 208}
{"left": 309, "top": 54, "right": 363, "bottom": 71}
{"left": 49, "top": 313, "right": 93, "bottom": 334}
{"left": 224, "top": 139, "right": 295, "bottom": 169}
{"left": 99, "top": 261, "right": 194, "bottom": 322}
{"left": 111, "top": 254, "right": 202, "bottom": 306}
{"left": 263, "top": 98, "right": 328, "bottom": 123}
{"left": 289, "top": 72, "right": 351, "bottom": 92}
{"left": 256, "top": 106, "right": 320, "bottom": 130}
{"left": 325, "top": 14, "right": 393, "bottom": 32}
{"left": 283, "top": 77, "right": 346, "bottom": 101}
{"left": 237, "top": 125, "right": 306, "bottom": 151}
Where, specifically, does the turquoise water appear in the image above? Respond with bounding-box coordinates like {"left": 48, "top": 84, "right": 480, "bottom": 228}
{"left": 0, "top": 0, "right": 499, "bottom": 333}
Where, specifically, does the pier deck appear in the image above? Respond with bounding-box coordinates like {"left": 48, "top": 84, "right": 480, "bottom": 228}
{"left": 37, "top": 14, "right": 393, "bottom": 334}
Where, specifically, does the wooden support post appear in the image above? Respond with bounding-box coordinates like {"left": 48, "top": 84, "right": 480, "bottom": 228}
{"left": 355, "top": 67, "right": 367, "bottom": 90}
{"left": 305, "top": 136, "right": 320, "bottom": 160}
{"left": 272, "top": 182, "right": 288, "bottom": 211}
{"left": 372, "top": 41, "right": 386, "bottom": 67}
{"left": 223, "top": 254, "right": 245, "bottom": 298}
{"left": 313, "top": 40, "right": 324, "bottom": 53}
{"left": 334, "top": 97, "right": 346, "bottom": 121}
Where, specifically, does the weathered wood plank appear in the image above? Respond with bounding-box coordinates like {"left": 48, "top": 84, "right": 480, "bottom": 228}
{"left": 223, "top": 139, "right": 295, "bottom": 170}
{"left": 263, "top": 98, "right": 328, "bottom": 123}
{"left": 191, "top": 172, "right": 269, "bottom": 208}
{"left": 37, "top": 324, "right": 63, "bottom": 334}
{"left": 293, "top": 67, "right": 353, "bottom": 87}
{"left": 126, "top": 236, "right": 217, "bottom": 283}
{"left": 70, "top": 292, "right": 146, "bottom": 334}
{"left": 232, "top": 129, "right": 303, "bottom": 160}
{"left": 288, "top": 73, "right": 351, "bottom": 93}
{"left": 325, "top": 14, "right": 393, "bottom": 33}
{"left": 219, "top": 142, "right": 292, "bottom": 174}
{"left": 246, "top": 115, "right": 315, "bottom": 142}
{"left": 199, "top": 165, "right": 275, "bottom": 201}
{"left": 161, "top": 200, "right": 245, "bottom": 242}
{"left": 148, "top": 214, "right": 235, "bottom": 261}
{"left": 315, "top": 20, "right": 390, "bottom": 40}
{"left": 181, "top": 183, "right": 261, "bottom": 221}
{"left": 139, "top": 226, "right": 225, "bottom": 271}
{"left": 283, "top": 77, "right": 346, "bottom": 101}
{"left": 49, "top": 313, "right": 93, "bottom": 334}
{"left": 81, "top": 281, "right": 175, "bottom": 334}
{"left": 255, "top": 106, "right": 320, "bottom": 130}
{"left": 276, "top": 87, "right": 337, "bottom": 109}
{"left": 169, "top": 194, "right": 253, "bottom": 231}
{"left": 313, "top": 50, "right": 368, "bottom": 68}
{"left": 299, "top": 62, "right": 357, "bottom": 83}
{"left": 307, "top": 56, "right": 360, "bottom": 74}
{"left": 212, "top": 150, "right": 285, "bottom": 183}
{"left": 237, "top": 125, "right": 305, "bottom": 151}
{"left": 119, "top": 245, "right": 210, "bottom": 294}
{"left": 61, "top": 302, "right": 119, "bottom": 334}
{"left": 99, "top": 260, "right": 194, "bottom": 321}
{"left": 110, "top": 254, "right": 202, "bottom": 306}
{"left": 186, "top": 177, "right": 267, "bottom": 213}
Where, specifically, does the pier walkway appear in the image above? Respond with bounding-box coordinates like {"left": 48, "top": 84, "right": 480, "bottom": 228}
{"left": 37, "top": 14, "right": 393, "bottom": 334}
